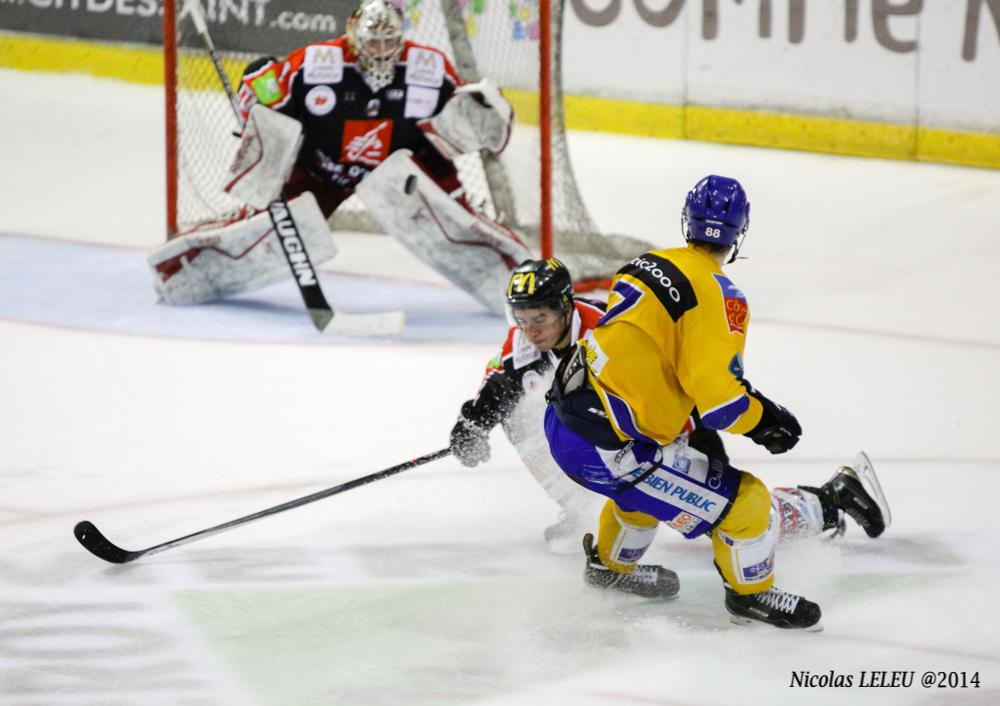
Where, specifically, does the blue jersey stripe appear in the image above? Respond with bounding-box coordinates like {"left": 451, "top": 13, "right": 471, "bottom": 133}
{"left": 603, "top": 390, "right": 663, "bottom": 446}
{"left": 700, "top": 394, "right": 750, "bottom": 430}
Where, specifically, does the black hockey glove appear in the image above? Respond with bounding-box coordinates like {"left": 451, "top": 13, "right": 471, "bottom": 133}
{"left": 450, "top": 416, "right": 491, "bottom": 467}
{"left": 741, "top": 380, "right": 802, "bottom": 454}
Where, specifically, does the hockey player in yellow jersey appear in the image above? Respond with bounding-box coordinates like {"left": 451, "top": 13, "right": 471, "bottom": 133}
{"left": 544, "top": 175, "right": 891, "bottom": 630}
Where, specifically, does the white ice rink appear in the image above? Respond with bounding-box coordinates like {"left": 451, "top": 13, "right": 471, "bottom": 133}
{"left": 2, "top": 69, "right": 1000, "bottom": 705}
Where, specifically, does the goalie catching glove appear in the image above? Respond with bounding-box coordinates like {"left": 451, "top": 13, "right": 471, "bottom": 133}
{"left": 740, "top": 380, "right": 802, "bottom": 454}
{"left": 418, "top": 78, "right": 513, "bottom": 160}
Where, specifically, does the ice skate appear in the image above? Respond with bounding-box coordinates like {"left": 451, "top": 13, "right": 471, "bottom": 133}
{"left": 801, "top": 451, "right": 890, "bottom": 539}
{"left": 725, "top": 585, "right": 822, "bottom": 630}
{"left": 826, "top": 513, "right": 847, "bottom": 540}
{"left": 582, "top": 533, "right": 679, "bottom": 598}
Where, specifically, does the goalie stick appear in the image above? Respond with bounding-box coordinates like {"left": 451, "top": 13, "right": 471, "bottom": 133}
{"left": 266, "top": 200, "right": 405, "bottom": 336}
{"left": 185, "top": 0, "right": 404, "bottom": 337}
{"left": 74, "top": 448, "right": 452, "bottom": 564}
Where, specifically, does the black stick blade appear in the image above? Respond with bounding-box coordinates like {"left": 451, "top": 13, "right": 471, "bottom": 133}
{"left": 74, "top": 521, "right": 142, "bottom": 564}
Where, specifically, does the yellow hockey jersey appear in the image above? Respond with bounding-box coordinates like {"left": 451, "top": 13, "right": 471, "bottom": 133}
{"left": 582, "top": 245, "right": 765, "bottom": 446}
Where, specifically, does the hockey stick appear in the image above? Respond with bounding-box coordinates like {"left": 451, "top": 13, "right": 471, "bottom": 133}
{"left": 185, "top": 0, "right": 242, "bottom": 127}
{"left": 74, "top": 448, "right": 452, "bottom": 564}
{"left": 184, "top": 0, "right": 405, "bottom": 336}
{"left": 265, "top": 200, "right": 405, "bottom": 336}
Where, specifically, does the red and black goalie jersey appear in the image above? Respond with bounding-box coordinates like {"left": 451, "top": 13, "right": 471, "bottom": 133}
{"left": 238, "top": 38, "right": 462, "bottom": 212}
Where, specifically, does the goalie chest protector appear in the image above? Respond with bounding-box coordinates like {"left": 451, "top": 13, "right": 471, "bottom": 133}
{"left": 244, "top": 38, "right": 460, "bottom": 178}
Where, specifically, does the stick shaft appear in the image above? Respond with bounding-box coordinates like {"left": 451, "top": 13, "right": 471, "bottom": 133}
{"left": 75, "top": 448, "right": 452, "bottom": 563}
{"left": 185, "top": 0, "right": 244, "bottom": 128}
{"left": 266, "top": 199, "right": 335, "bottom": 331}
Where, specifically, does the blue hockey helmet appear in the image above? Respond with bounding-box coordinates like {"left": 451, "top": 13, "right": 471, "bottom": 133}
{"left": 682, "top": 175, "right": 750, "bottom": 256}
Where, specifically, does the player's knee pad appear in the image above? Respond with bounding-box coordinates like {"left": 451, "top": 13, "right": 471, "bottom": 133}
{"left": 596, "top": 499, "right": 659, "bottom": 573}
{"left": 712, "top": 472, "right": 777, "bottom": 594}
{"left": 717, "top": 471, "right": 772, "bottom": 539}
{"left": 712, "top": 519, "right": 777, "bottom": 595}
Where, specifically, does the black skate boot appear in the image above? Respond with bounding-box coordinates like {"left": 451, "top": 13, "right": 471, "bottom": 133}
{"left": 725, "top": 585, "right": 822, "bottom": 630}
{"left": 801, "top": 451, "right": 890, "bottom": 539}
{"left": 582, "top": 533, "right": 679, "bottom": 598}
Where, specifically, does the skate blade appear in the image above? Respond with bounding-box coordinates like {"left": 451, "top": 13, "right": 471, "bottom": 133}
{"left": 849, "top": 450, "right": 892, "bottom": 529}
{"left": 728, "top": 615, "right": 824, "bottom": 632}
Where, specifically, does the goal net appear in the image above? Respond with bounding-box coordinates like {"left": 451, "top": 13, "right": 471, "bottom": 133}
{"left": 165, "top": 0, "right": 651, "bottom": 282}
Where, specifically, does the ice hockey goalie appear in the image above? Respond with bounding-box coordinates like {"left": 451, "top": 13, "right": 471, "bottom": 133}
{"left": 148, "top": 0, "right": 531, "bottom": 315}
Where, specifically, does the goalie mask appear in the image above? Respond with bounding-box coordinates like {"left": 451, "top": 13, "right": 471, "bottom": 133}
{"left": 347, "top": 0, "right": 405, "bottom": 92}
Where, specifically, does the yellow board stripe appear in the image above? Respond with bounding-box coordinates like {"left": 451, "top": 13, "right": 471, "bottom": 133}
{"left": 1, "top": 34, "right": 164, "bottom": 84}
{"left": 174, "top": 52, "right": 247, "bottom": 91}
{"left": 685, "top": 104, "right": 919, "bottom": 160}
{"left": 918, "top": 125, "right": 1000, "bottom": 170}
{"left": 565, "top": 93, "right": 686, "bottom": 138}
{"left": 3, "top": 33, "right": 998, "bottom": 169}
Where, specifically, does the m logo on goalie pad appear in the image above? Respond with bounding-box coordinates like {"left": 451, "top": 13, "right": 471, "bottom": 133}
{"left": 404, "top": 47, "right": 445, "bottom": 88}
{"left": 304, "top": 45, "right": 344, "bottom": 85}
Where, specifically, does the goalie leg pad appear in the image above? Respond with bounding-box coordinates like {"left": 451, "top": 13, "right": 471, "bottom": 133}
{"left": 149, "top": 192, "right": 336, "bottom": 305}
{"left": 355, "top": 150, "right": 532, "bottom": 314}
{"left": 596, "top": 499, "right": 659, "bottom": 573}
{"left": 712, "top": 472, "right": 777, "bottom": 595}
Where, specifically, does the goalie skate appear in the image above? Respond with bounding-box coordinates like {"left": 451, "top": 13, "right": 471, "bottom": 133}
{"left": 582, "top": 533, "right": 679, "bottom": 599}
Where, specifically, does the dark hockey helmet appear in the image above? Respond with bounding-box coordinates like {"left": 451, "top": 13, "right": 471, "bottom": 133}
{"left": 682, "top": 175, "right": 750, "bottom": 257}
{"left": 506, "top": 258, "right": 573, "bottom": 314}
{"left": 347, "top": 0, "right": 405, "bottom": 92}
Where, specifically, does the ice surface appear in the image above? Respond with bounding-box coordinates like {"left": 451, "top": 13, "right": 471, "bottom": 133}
{"left": 2, "top": 68, "right": 999, "bottom": 705}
